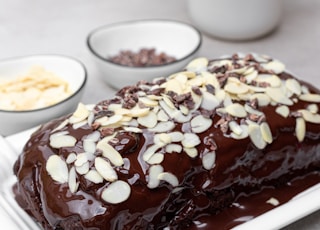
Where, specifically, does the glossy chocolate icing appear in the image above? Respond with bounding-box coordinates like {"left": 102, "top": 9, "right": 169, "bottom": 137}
{"left": 13, "top": 54, "right": 320, "bottom": 229}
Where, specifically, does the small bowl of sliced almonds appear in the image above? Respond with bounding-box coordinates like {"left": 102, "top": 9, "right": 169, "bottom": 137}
{"left": 0, "top": 54, "right": 87, "bottom": 136}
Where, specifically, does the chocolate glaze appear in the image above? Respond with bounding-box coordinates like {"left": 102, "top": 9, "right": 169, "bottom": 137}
{"left": 13, "top": 55, "right": 320, "bottom": 229}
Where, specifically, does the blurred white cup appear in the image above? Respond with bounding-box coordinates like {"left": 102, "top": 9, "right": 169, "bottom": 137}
{"left": 187, "top": 0, "right": 283, "bottom": 40}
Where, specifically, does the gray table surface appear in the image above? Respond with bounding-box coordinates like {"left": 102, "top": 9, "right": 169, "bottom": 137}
{"left": 0, "top": 0, "right": 319, "bottom": 229}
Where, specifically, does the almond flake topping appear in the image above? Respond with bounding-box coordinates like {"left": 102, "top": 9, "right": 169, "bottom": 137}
{"left": 225, "top": 103, "right": 247, "bottom": 118}
{"left": 158, "top": 172, "right": 179, "bottom": 187}
{"left": 96, "top": 138, "right": 124, "bottom": 166}
{"left": 45, "top": 53, "right": 320, "bottom": 195}
{"left": 295, "top": 117, "right": 306, "bottom": 142}
{"left": 275, "top": 105, "right": 290, "bottom": 118}
{"left": 299, "top": 109, "right": 320, "bottom": 124}
{"left": 85, "top": 169, "right": 103, "bottom": 184}
{"left": 95, "top": 157, "right": 118, "bottom": 182}
{"left": 248, "top": 123, "right": 266, "bottom": 149}
{"left": 101, "top": 180, "right": 131, "bottom": 204}
{"left": 265, "top": 87, "right": 293, "bottom": 106}
{"left": 46, "top": 155, "right": 68, "bottom": 183}
{"left": 69, "top": 103, "right": 90, "bottom": 124}
{"left": 266, "top": 197, "right": 280, "bottom": 206}
{"left": 68, "top": 166, "right": 79, "bottom": 193}
{"left": 191, "top": 115, "right": 213, "bottom": 133}
{"left": 299, "top": 93, "right": 320, "bottom": 103}
{"left": 202, "top": 151, "right": 216, "bottom": 170}
{"left": 49, "top": 133, "right": 77, "bottom": 148}
{"left": 147, "top": 165, "right": 164, "bottom": 189}
{"left": 181, "top": 133, "right": 201, "bottom": 148}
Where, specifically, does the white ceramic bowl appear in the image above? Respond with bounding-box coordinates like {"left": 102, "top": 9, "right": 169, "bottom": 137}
{"left": 187, "top": 0, "right": 283, "bottom": 40}
{"left": 0, "top": 54, "right": 87, "bottom": 136}
{"left": 87, "top": 20, "right": 202, "bottom": 89}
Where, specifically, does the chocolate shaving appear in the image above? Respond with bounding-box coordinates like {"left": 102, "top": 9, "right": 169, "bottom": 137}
{"left": 205, "top": 84, "right": 215, "bottom": 94}
{"left": 191, "top": 86, "right": 202, "bottom": 96}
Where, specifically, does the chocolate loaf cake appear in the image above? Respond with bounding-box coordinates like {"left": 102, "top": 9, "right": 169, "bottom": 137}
{"left": 13, "top": 53, "right": 320, "bottom": 229}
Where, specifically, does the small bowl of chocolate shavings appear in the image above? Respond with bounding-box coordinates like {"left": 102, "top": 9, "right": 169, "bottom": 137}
{"left": 87, "top": 20, "right": 202, "bottom": 89}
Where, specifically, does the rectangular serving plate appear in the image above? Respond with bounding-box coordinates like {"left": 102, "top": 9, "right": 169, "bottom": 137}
{"left": 0, "top": 127, "right": 320, "bottom": 230}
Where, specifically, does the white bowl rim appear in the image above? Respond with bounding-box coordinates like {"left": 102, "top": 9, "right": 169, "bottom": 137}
{"left": 86, "top": 19, "right": 202, "bottom": 69}
{"left": 0, "top": 54, "right": 87, "bottom": 113}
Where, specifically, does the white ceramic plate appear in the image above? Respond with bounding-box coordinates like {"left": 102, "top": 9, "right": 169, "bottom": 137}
{"left": 0, "top": 128, "right": 320, "bottom": 230}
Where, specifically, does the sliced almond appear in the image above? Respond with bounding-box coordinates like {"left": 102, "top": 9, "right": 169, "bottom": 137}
{"left": 49, "top": 134, "right": 77, "bottom": 148}
{"left": 74, "top": 153, "right": 88, "bottom": 167}
{"left": 202, "top": 151, "right": 216, "bottom": 170}
{"left": 148, "top": 121, "right": 175, "bottom": 133}
{"left": 186, "top": 57, "right": 208, "bottom": 72}
{"left": 96, "top": 139, "right": 124, "bottom": 166}
{"left": 147, "top": 153, "right": 164, "bottom": 164}
{"left": 181, "top": 133, "right": 200, "bottom": 148}
{"left": 86, "top": 131, "right": 101, "bottom": 142}
{"left": 154, "top": 133, "right": 171, "bottom": 147}
{"left": 307, "top": 104, "right": 318, "bottom": 114}
{"left": 66, "top": 153, "right": 77, "bottom": 164}
{"left": 168, "top": 131, "right": 184, "bottom": 142}
{"left": 157, "top": 109, "right": 169, "bottom": 122}
{"left": 225, "top": 103, "right": 247, "bottom": 118}
{"left": 201, "top": 91, "right": 220, "bottom": 110}
{"left": 224, "top": 81, "right": 249, "bottom": 94}
{"left": 165, "top": 144, "right": 182, "bottom": 153}
{"left": 261, "top": 60, "right": 285, "bottom": 74}
{"left": 128, "top": 107, "right": 150, "bottom": 117}
{"left": 137, "top": 111, "right": 157, "bottom": 128}
{"left": 172, "top": 110, "right": 192, "bottom": 123}
{"left": 147, "top": 165, "right": 164, "bottom": 189}
{"left": 101, "top": 180, "right": 131, "bottom": 204}
{"left": 75, "top": 161, "right": 89, "bottom": 175}
{"left": 83, "top": 139, "right": 96, "bottom": 154}
{"left": 285, "top": 78, "right": 301, "bottom": 95}
{"left": 244, "top": 104, "right": 264, "bottom": 116}
{"left": 191, "top": 115, "right": 213, "bottom": 133}
{"left": 295, "top": 117, "right": 306, "bottom": 142}
{"left": 100, "top": 114, "right": 123, "bottom": 126}
{"left": 229, "top": 121, "right": 243, "bottom": 136}
{"left": 46, "top": 155, "right": 68, "bottom": 183}
{"left": 68, "top": 166, "right": 79, "bottom": 193}
{"left": 69, "top": 103, "right": 90, "bottom": 124}
{"left": 202, "top": 72, "right": 220, "bottom": 89}
{"left": 164, "top": 78, "right": 183, "bottom": 95}
{"left": 299, "top": 93, "right": 320, "bottom": 103}
{"left": 85, "top": 169, "right": 104, "bottom": 184}
{"left": 95, "top": 157, "right": 118, "bottom": 182}
{"left": 123, "top": 126, "right": 143, "bottom": 133}
{"left": 248, "top": 123, "right": 266, "bottom": 149}
{"left": 143, "top": 144, "right": 161, "bottom": 161}
{"left": 244, "top": 70, "right": 258, "bottom": 84}
{"left": 275, "top": 105, "right": 290, "bottom": 118}
{"left": 50, "top": 119, "right": 69, "bottom": 133}
{"left": 266, "top": 197, "right": 280, "bottom": 206}
{"left": 260, "top": 122, "right": 272, "bottom": 144}
{"left": 256, "top": 74, "right": 281, "bottom": 87}
{"left": 158, "top": 172, "right": 179, "bottom": 187}
{"left": 299, "top": 109, "right": 320, "bottom": 124}
{"left": 250, "top": 93, "right": 270, "bottom": 107}
{"left": 183, "top": 147, "right": 198, "bottom": 158}
{"left": 139, "top": 97, "right": 158, "bottom": 107}
{"left": 179, "top": 105, "right": 189, "bottom": 115}
{"left": 265, "top": 87, "right": 293, "bottom": 106}
{"left": 162, "top": 94, "right": 175, "bottom": 109}
{"left": 230, "top": 124, "right": 249, "bottom": 140}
